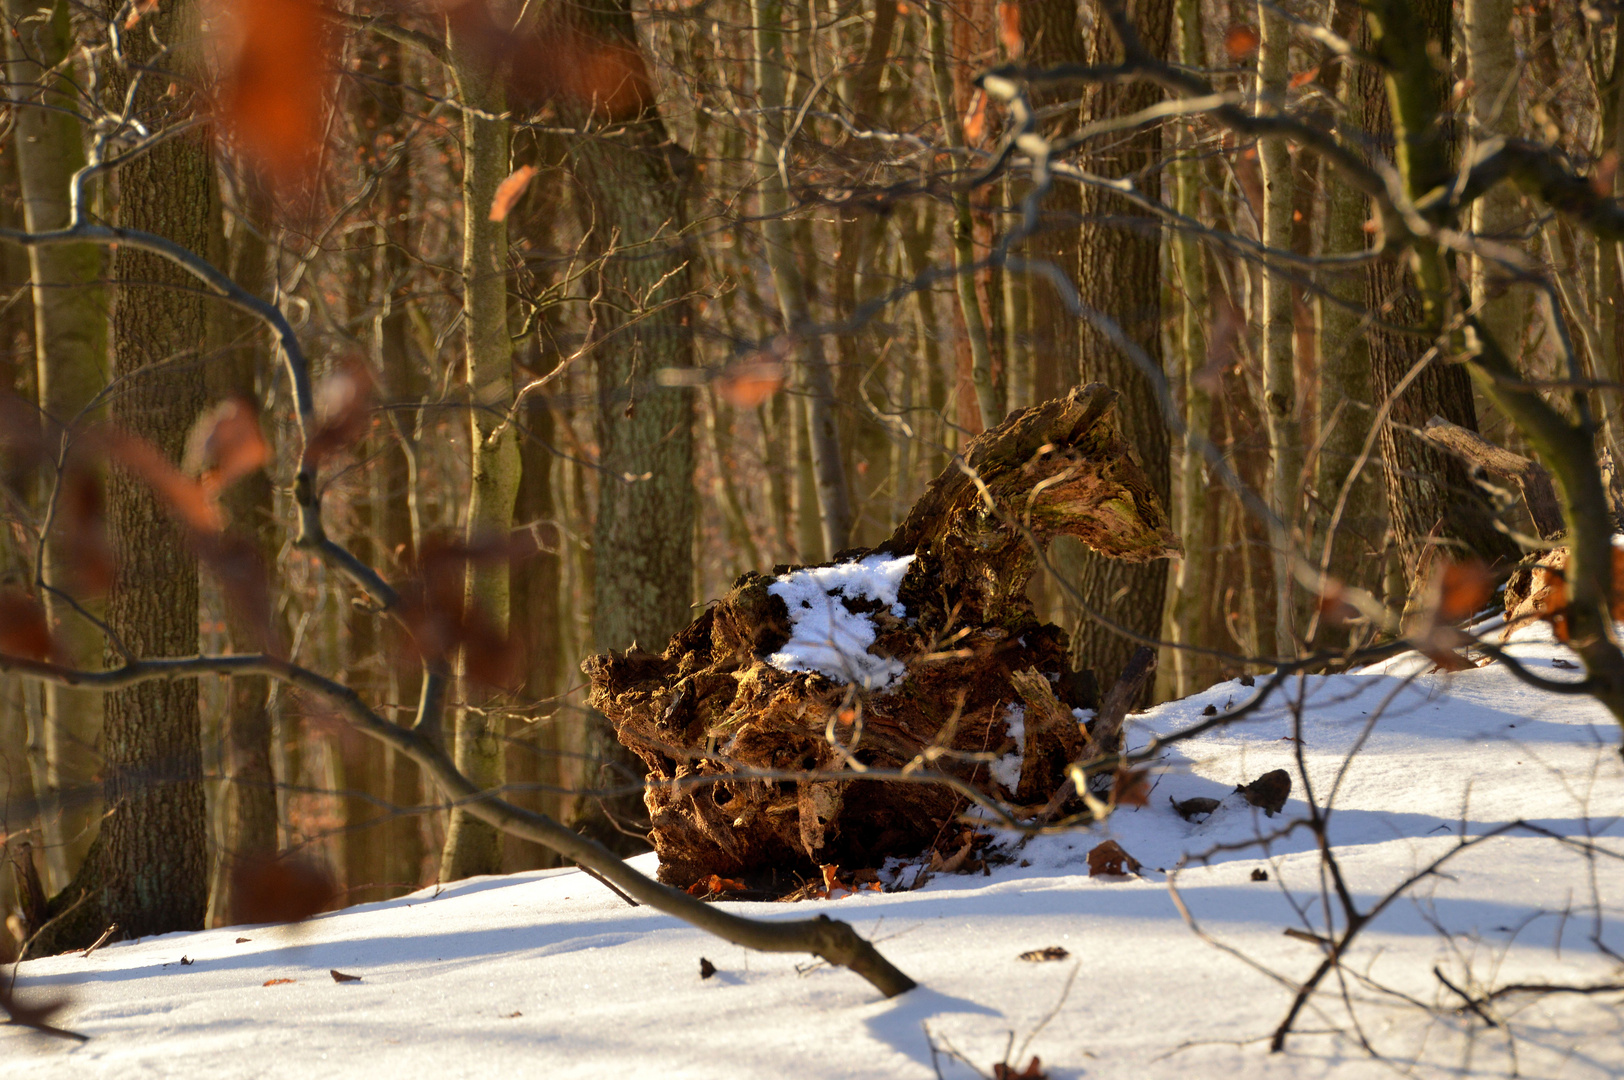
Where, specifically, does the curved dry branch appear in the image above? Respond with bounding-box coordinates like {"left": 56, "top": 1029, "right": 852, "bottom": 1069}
{"left": 0, "top": 651, "right": 917, "bottom": 999}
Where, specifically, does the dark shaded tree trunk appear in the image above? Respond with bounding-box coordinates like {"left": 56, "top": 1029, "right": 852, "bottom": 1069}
{"left": 1062, "top": 0, "right": 1174, "bottom": 692}
{"left": 205, "top": 182, "right": 280, "bottom": 923}
{"left": 562, "top": 0, "right": 695, "bottom": 852}
{"left": 1357, "top": 4, "right": 1521, "bottom": 587}
{"left": 1021, "top": 0, "right": 1087, "bottom": 406}
{"left": 97, "top": 0, "right": 209, "bottom": 940}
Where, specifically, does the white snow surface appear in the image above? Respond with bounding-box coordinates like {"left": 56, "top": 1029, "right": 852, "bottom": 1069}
{"left": 766, "top": 553, "right": 915, "bottom": 689}
{"left": 10, "top": 619, "right": 1624, "bottom": 1078}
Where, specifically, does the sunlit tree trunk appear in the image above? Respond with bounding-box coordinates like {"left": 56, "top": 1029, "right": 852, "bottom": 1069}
{"left": 927, "top": 1, "right": 998, "bottom": 434}
{"left": 439, "top": 18, "right": 520, "bottom": 882}
{"left": 4, "top": 0, "right": 108, "bottom": 894}
{"left": 1257, "top": 2, "right": 1300, "bottom": 653}
{"left": 751, "top": 0, "right": 851, "bottom": 557}
{"left": 1313, "top": 0, "right": 1385, "bottom": 650}
{"left": 1169, "top": 0, "right": 1218, "bottom": 695}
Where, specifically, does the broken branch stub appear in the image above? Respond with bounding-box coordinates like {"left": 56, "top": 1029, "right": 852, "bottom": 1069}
{"left": 584, "top": 385, "right": 1180, "bottom": 890}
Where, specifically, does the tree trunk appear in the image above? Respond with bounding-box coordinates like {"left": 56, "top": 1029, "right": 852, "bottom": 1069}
{"left": 1463, "top": 0, "right": 1530, "bottom": 379}
{"left": 96, "top": 0, "right": 209, "bottom": 940}
{"left": 4, "top": 0, "right": 108, "bottom": 895}
{"left": 1357, "top": 3, "right": 1521, "bottom": 588}
{"left": 1062, "top": 0, "right": 1174, "bottom": 694}
{"left": 204, "top": 183, "right": 280, "bottom": 925}
{"left": 439, "top": 26, "right": 520, "bottom": 882}
{"left": 751, "top": 0, "right": 852, "bottom": 557}
{"left": 927, "top": 2, "right": 999, "bottom": 433}
{"left": 1312, "top": 0, "right": 1386, "bottom": 650}
{"left": 1169, "top": 0, "right": 1220, "bottom": 695}
{"left": 1257, "top": 2, "right": 1300, "bottom": 653}
{"left": 1020, "top": 0, "right": 1087, "bottom": 406}
{"left": 562, "top": 0, "right": 696, "bottom": 851}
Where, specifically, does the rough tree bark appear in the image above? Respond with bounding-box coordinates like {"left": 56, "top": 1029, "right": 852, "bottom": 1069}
{"left": 1357, "top": 1, "right": 1521, "bottom": 588}
{"left": 1061, "top": 0, "right": 1174, "bottom": 694}
{"left": 562, "top": 0, "right": 697, "bottom": 850}
{"left": 586, "top": 385, "right": 1179, "bottom": 890}
{"left": 95, "top": 0, "right": 210, "bottom": 940}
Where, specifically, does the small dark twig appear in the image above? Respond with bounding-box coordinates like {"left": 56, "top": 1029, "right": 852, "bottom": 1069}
{"left": 1434, "top": 966, "right": 1499, "bottom": 1028}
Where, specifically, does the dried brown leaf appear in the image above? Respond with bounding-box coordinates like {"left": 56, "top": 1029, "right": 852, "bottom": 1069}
{"left": 715, "top": 360, "right": 785, "bottom": 408}
{"left": 187, "top": 396, "right": 270, "bottom": 495}
{"left": 302, "top": 359, "right": 376, "bottom": 469}
{"left": 1018, "top": 946, "right": 1069, "bottom": 962}
{"left": 994, "top": 1056, "right": 1048, "bottom": 1079}
{"left": 1236, "top": 769, "right": 1292, "bottom": 816}
{"left": 330, "top": 969, "right": 361, "bottom": 983}
{"left": 1438, "top": 558, "right": 1494, "bottom": 621}
{"left": 1085, "top": 839, "right": 1141, "bottom": 877}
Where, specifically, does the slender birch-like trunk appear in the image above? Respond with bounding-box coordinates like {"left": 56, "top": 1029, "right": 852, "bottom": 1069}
{"left": 4, "top": 0, "right": 108, "bottom": 893}
{"left": 1170, "top": 0, "right": 1217, "bottom": 695}
{"left": 439, "top": 22, "right": 520, "bottom": 882}
{"left": 927, "top": 2, "right": 999, "bottom": 433}
{"left": 1257, "top": 2, "right": 1299, "bottom": 653}
{"left": 751, "top": 0, "right": 852, "bottom": 556}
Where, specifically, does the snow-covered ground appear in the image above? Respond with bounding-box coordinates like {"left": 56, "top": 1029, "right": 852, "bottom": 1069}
{"left": 7, "top": 621, "right": 1624, "bottom": 1078}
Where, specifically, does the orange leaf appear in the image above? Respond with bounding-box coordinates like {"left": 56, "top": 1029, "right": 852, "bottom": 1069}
{"left": 187, "top": 396, "right": 270, "bottom": 495}
{"left": 1594, "top": 150, "right": 1619, "bottom": 197}
{"left": 716, "top": 360, "right": 785, "bottom": 408}
{"left": 262, "top": 978, "right": 296, "bottom": 987}
{"left": 100, "top": 429, "right": 223, "bottom": 535}
{"left": 996, "top": 1, "right": 1023, "bottom": 57}
{"left": 219, "top": 0, "right": 333, "bottom": 191}
{"left": 685, "top": 874, "right": 746, "bottom": 896}
{"left": 1437, "top": 558, "right": 1494, "bottom": 621}
{"left": 1224, "top": 25, "right": 1260, "bottom": 60}
{"left": 1288, "top": 66, "right": 1321, "bottom": 89}
{"left": 1612, "top": 548, "right": 1624, "bottom": 622}
{"left": 489, "top": 165, "right": 538, "bottom": 223}
{"left": 1317, "top": 579, "right": 1357, "bottom": 627}
{"left": 963, "top": 90, "right": 988, "bottom": 144}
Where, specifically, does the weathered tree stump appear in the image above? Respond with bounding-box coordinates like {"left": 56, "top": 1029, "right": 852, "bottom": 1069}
{"left": 584, "top": 385, "right": 1181, "bottom": 890}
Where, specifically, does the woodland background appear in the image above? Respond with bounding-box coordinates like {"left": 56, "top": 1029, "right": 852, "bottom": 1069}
{"left": 0, "top": 0, "right": 1617, "bottom": 956}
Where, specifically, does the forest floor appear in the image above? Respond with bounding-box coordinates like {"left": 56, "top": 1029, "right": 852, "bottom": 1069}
{"left": 6, "top": 618, "right": 1624, "bottom": 1078}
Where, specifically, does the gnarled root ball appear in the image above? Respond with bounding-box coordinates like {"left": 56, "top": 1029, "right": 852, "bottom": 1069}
{"left": 583, "top": 385, "right": 1181, "bottom": 891}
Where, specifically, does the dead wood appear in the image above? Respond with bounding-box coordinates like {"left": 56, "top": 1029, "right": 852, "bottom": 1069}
{"left": 584, "top": 385, "right": 1181, "bottom": 891}
{"left": 1419, "top": 416, "right": 1564, "bottom": 539}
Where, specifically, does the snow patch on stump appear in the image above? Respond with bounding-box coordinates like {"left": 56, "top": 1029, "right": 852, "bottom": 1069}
{"left": 766, "top": 553, "right": 915, "bottom": 689}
